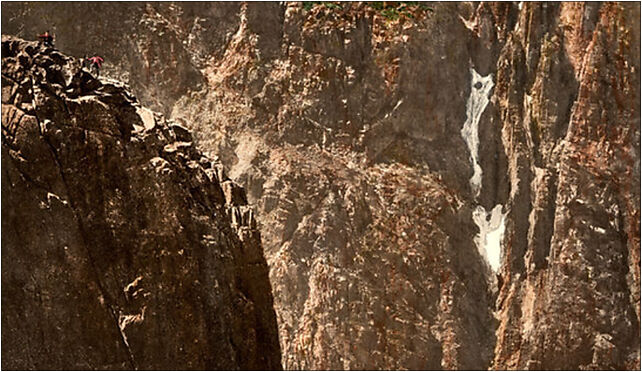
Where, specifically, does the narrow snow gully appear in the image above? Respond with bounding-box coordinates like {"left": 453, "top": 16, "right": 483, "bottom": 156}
{"left": 461, "top": 68, "right": 505, "bottom": 273}
{"left": 461, "top": 68, "right": 494, "bottom": 199}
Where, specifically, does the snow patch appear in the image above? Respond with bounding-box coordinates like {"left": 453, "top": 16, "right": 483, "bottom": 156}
{"left": 459, "top": 15, "right": 477, "bottom": 32}
{"left": 460, "top": 68, "right": 494, "bottom": 199}
{"left": 473, "top": 204, "right": 506, "bottom": 272}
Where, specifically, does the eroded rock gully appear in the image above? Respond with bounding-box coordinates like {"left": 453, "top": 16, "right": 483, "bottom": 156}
{"left": 2, "top": 2, "right": 640, "bottom": 370}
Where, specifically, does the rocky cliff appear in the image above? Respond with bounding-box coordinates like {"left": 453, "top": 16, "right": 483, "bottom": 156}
{"left": 1, "top": 36, "right": 281, "bottom": 370}
{"left": 2, "top": 2, "right": 640, "bottom": 370}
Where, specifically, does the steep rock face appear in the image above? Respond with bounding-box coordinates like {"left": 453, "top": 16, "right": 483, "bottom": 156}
{"left": 250, "top": 150, "right": 495, "bottom": 370}
{"left": 172, "top": 3, "right": 641, "bottom": 369}
{"left": 2, "top": 2, "right": 640, "bottom": 370}
{"left": 491, "top": 3, "right": 641, "bottom": 369}
{"left": 170, "top": 3, "right": 498, "bottom": 369}
{"left": 1, "top": 36, "right": 281, "bottom": 370}
{"left": 2, "top": 3, "right": 499, "bottom": 369}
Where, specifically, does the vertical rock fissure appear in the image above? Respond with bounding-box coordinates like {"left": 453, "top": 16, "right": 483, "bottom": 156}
{"left": 461, "top": 68, "right": 506, "bottom": 273}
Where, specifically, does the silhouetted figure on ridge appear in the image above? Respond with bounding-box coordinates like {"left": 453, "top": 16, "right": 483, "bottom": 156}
{"left": 86, "top": 55, "right": 104, "bottom": 77}
{"left": 37, "top": 30, "right": 54, "bottom": 47}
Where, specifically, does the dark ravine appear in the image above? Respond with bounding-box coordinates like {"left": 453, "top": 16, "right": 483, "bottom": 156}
{"left": 2, "top": 2, "right": 640, "bottom": 370}
{"left": 1, "top": 36, "right": 281, "bottom": 370}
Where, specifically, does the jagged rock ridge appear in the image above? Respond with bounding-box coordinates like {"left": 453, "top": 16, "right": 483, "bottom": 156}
{"left": 1, "top": 36, "right": 281, "bottom": 370}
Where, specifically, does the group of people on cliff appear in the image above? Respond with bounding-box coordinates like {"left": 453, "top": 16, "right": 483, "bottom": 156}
{"left": 38, "top": 31, "right": 104, "bottom": 77}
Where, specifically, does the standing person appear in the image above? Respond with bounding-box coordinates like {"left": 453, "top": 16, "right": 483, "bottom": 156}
{"left": 37, "top": 31, "right": 54, "bottom": 47}
{"left": 81, "top": 54, "right": 90, "bottom": 69}
{"left": 86, "top": 55, "right": 104, "bottom": 77}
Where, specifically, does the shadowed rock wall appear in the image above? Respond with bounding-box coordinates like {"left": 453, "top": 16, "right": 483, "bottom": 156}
{"left": 1, "top": 36, "right": 281, "bottom": 370}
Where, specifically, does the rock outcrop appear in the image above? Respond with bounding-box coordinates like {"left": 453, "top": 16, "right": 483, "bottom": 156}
{"left": 2, "top": 2, "right": 640, "bottom": 370}
{"left": 491, "top": 3, "right": 641, "bottom": 369}
{"left": 1, "top": 36, "right": 281, "bottom": 370}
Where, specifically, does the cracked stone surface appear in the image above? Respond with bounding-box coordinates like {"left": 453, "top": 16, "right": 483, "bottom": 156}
{"left": 1, "top": 2, "right": 640, "bottom": 370}
{"left": 1, "top": 36, "right": 281, "bottom": 370}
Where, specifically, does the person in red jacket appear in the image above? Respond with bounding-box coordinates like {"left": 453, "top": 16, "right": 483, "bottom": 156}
{"left": 37, "top": 31, "right": 54, "bottom": 47}
{"left": 86, "top": 56, "right": 104, "bottom": 77}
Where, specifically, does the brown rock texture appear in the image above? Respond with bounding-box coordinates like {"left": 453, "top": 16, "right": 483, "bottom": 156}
{"left": 492, "top": 3, "right": 641, "bottom": 369}
{"left": 2, "top": 2, "right": 640, "bottom": 370}
{"left": 1, "top": 36, "right": 281, "bottom": 370}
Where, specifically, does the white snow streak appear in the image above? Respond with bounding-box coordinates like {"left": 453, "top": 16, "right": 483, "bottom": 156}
{"left": 460, "top": 68, "right": 494, "bottom": 199}
{"left": 473, "top": 204, "right": 506, "bottom": 272}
